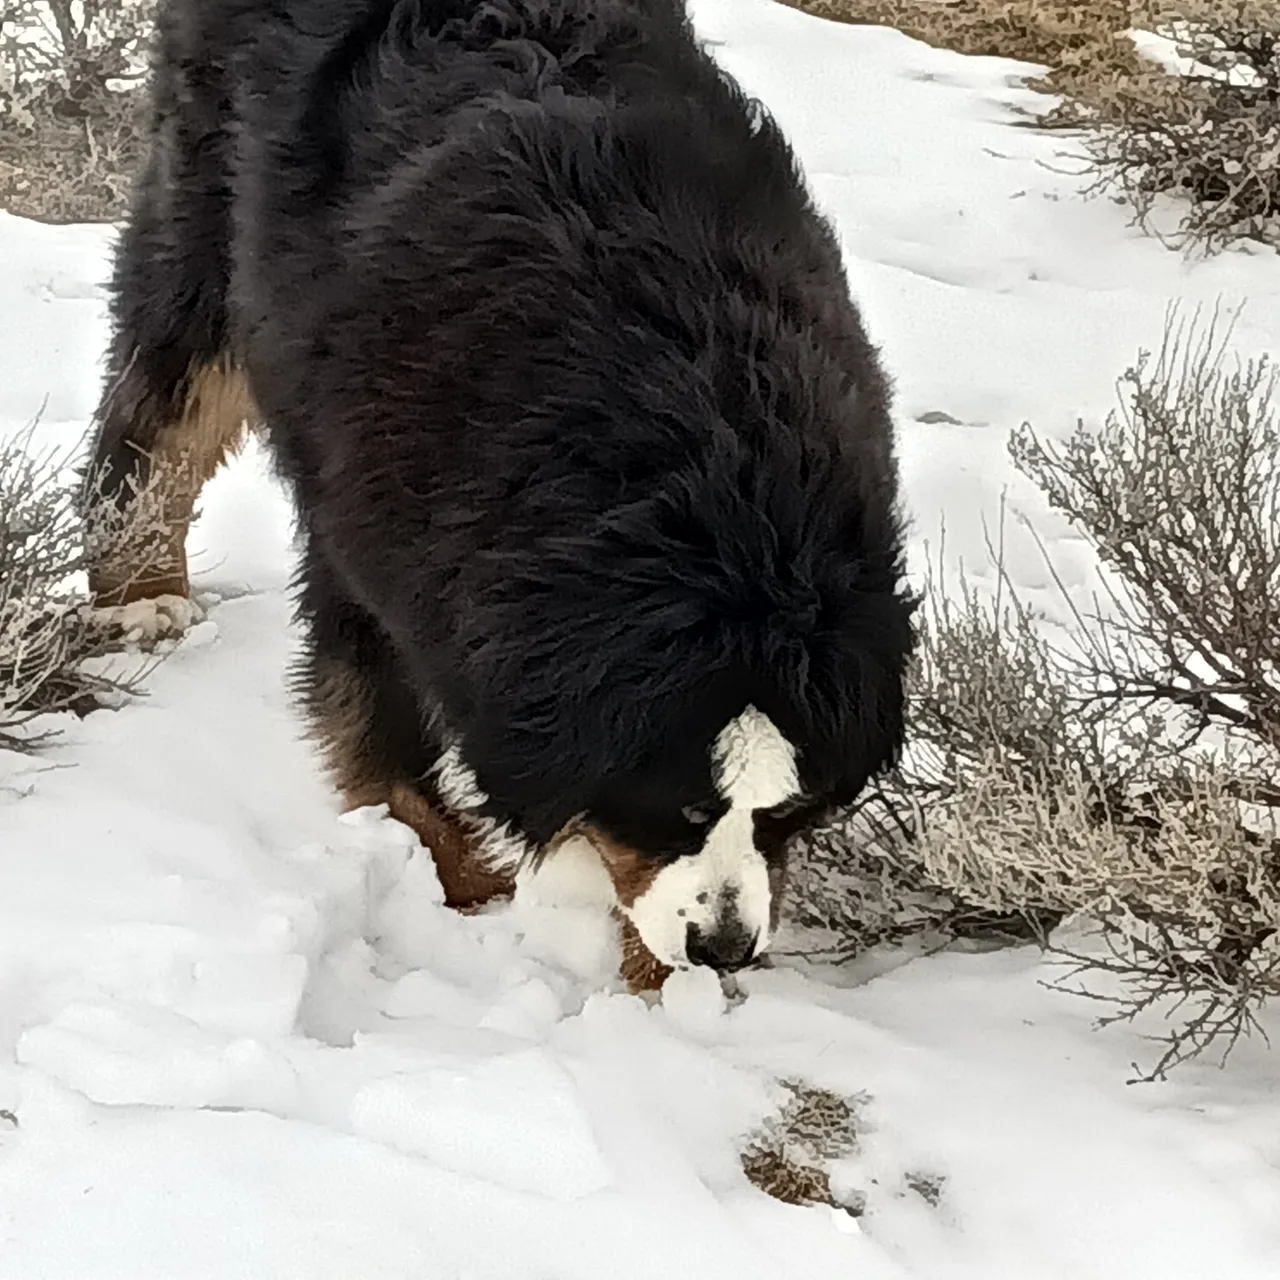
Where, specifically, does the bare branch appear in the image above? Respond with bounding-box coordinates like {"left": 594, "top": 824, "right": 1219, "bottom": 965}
{"left": 786, "top": 306, "right": 1280, "bottom": 1078}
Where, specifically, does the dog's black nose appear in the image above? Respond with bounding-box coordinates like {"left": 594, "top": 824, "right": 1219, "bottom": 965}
{"left": 685, "top": 922, "right": 758, "bottom": 972}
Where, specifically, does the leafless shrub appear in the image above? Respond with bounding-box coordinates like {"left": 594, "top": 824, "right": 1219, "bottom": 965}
{"left": 783, "top": 572, "right": 1074, "bottom": 964}
{"left": 1, "top": 0, "right": 150, "bottom": 114}
{"left": 780, "top": 0, "right": 1141, "bottom": 71}
{"left": 0, "top": 0, "right": 152, "bottom": 221}
{"left": 1067, "top": 2, "right": 1280, "bottom": 252}
{"left": 0, "top": 419, "right": 170, "bottom": 751}
{"left": 789, "top": 307, "right": 1280, "bottom": 1078}
{"left": 1011, "top": 305, "right": 1280, "bottom": 753}
{"left": 783, "top": 798, "right": 980, "bottom": 962}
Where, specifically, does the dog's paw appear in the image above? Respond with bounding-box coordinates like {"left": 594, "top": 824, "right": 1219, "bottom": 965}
{"left": 86, "top": 593, "right": 205, "bottom": 649}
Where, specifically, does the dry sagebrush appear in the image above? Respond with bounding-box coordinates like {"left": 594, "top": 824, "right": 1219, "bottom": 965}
{"left": 0, "top": 424, "right": 171, "bottom": 751}
{"left": 1011, "top": 308, "right": 1280, "bottom": 755}
{"left": 787, "top": 0, "right": 1279, "bottom": 252}
{"left": 781, "top": 0, "right": 1148, "bottom": 87}
{"left": 1068, "top": 2, "right": 1280, "bottom": 252}
{"left": 782, "top": 578, "right": 1076, "bottom": 965}
{"left": 788, "top": 310, "right": 1280, "bottom": 1078}
{"left": 0, "top": 0, "right": 151, "bottom": 221}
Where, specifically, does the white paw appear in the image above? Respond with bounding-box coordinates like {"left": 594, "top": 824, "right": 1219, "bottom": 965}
{"left": 88, "top": 593, "right": 206, "bottom": 648}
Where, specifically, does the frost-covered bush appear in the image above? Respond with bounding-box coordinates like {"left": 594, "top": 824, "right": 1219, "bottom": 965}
{"left": 788, "top": 309, "right": 1280, "bottom": 1077}
{"left": 0, "top": 0, "right": 152, "bottom": 221}
{"left": 0, "top": 425, "right": 166, "bottom": 750}
{"left": 1074, "top": 2, "right": 1280, "bottom": 251}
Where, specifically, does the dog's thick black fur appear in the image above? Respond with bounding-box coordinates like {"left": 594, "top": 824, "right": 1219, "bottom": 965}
{"left": 89, "top": 0, "right": 915, "bottom": 940}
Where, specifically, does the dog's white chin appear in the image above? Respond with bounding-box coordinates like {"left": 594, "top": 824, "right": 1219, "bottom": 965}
{"left": 627, "top": 832, "right": 773, "bottom": 967}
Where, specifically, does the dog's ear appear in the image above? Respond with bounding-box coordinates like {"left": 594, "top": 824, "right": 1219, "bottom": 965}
{"left": 751, "top": 563, "right": 915, "bottom": 804}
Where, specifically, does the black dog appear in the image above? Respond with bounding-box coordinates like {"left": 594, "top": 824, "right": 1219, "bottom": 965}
{"left": 84, "top": 0, "right": 915, "bottom": 989}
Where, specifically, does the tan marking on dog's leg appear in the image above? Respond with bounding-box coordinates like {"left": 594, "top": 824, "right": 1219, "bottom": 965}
{"left": 308, "top": 669, "right": 665, "bottom": 969}
{"left": 583, "top": 825, "right": 663, "bottom": 908}
{"left": 577, "top": 825, "right": 673, "bottom": 992}
{"left": 301, "top": 656, "right": 514, "bottom": 910}
{"left": 303, "top": 656, "right": 389, "bottom": 808}
{"left": 618, "top": 912, "right": 673, "bottom": 994}
{"left": 388, "top": 783, "right": 517, "bottom": 912}
{"left": 88, "top": 358, "right": 258, "bottom": 607}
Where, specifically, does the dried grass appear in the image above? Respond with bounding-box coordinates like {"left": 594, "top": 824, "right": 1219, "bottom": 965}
{"left": 740, "top": 1081, "right": 865, "bottom": 1211}
{"left": 784, "top": 0, "right": 1279, "bottom": 251}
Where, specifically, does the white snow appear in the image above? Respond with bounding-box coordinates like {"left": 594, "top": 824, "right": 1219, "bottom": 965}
{"left": 349, "top": 1048, "right": 614, "bottom": 1200}
{"left": 3, "top": 0, "right": 1280, "bottom": 1275}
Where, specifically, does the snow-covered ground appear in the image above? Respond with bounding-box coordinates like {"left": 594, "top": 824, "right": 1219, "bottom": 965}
{"left": 3, "top": 0, "right": 1280, "bottom": 1275}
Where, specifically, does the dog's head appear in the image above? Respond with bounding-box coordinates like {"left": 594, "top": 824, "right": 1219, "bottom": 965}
{"left": 438, "top": 542, "right": 914, "bottom": 975}
{"left": 569, "top": 636, "right": 912, "bottom": 966}
{"left": 579, "top": 703, "right": 820, "bottom": 971}
{"left": 436, "top": 373, "right": 915, "bottom": 972}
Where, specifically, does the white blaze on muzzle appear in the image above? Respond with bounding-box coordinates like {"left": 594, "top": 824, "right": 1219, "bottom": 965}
{"left": 628, "top": 705, "right": 800, "bottom": 968}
